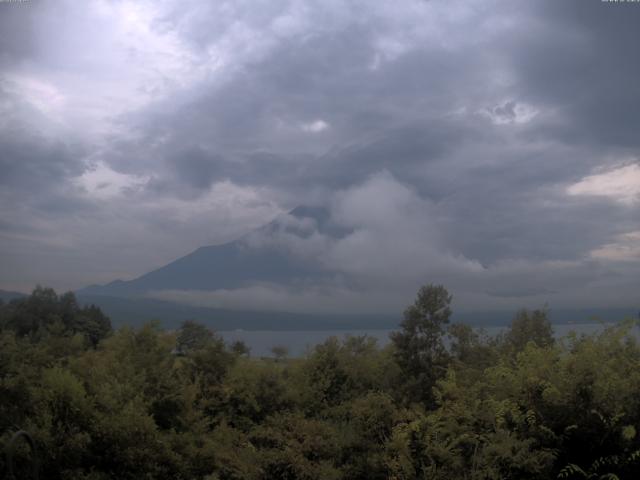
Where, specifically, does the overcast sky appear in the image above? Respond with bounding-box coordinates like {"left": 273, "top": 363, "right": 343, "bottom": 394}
{"left": 1, "top": 0, "right": 638, "bottom": 313}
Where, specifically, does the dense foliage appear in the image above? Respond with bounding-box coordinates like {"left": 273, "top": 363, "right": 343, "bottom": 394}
{"left": 1, "top": 285, "right": 639, "bottom": 479}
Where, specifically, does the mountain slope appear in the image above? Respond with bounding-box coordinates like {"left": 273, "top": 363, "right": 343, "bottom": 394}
{"left": 78, "top": 206, "right": 340, "bottom": 298}
{"left": 76, "top": 293, "right": 396, "bottom": 330}
{"left": 0, "top": 289, "right": 27, "bottom": 302}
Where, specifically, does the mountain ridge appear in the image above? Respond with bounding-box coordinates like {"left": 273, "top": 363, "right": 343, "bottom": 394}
{"left": 73, "top": 206, "right": 639, "bottom": 330}
{"left": 0, "top": 289, "right": 27, "bottom": 302}
{"left": 78, "top": 206, "right": 338, "bottom": 298}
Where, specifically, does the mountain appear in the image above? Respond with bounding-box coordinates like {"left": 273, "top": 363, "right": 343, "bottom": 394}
{"left": 76, "top": 293, "right": 395, "bottom": 330}
{"left": 76, "top": 206, "right": 369, "bottom": 328}
{"left": 75, "top": 206, "right": 638, "bottom": 330}
{"left": 78, "top": 206, "right": 340, "bottom": 298}
{"left": 0, "top": 289, "right": 27, "bottom": 302}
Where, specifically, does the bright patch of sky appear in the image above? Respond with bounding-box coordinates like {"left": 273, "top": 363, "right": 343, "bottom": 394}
{"left": 567, "top": 163, "right": 640, "bottom": 205}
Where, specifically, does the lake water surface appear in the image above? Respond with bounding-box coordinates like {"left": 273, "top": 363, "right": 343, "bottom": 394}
{"left": 219, "top": 323, "right": 618, "bottom": 357}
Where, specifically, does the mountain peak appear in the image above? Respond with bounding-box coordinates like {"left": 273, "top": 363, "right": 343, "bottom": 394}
{"left": 78, "top": 206, "right": 339, "bottom": 298}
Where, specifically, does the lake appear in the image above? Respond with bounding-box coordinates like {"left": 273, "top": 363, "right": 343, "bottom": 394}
{"left": 219, "top": 323, "right": 619, "bottom": 357}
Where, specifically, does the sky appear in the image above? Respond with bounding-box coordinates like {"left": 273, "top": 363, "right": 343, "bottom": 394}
{"left": 0, "top": 0, "right": 638, "bottom": 314}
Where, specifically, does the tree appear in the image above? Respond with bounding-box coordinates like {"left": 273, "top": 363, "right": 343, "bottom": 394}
{"left": 270, "top": 345, "right": 289, "bottom": 362}
{"left": 1, "top": 288, "right": 111, "bottom": 346}
{"left": 6, "top": 285, "right": 58, "bottom": 337}
{"left": 504, "top": 307, "right": 554, "bottom": 352}
{"left": 447, "top": 323, "right": 498, "bottom": 374}
{"left": 176, "top": 320, "right": 214, "bottom": 354}
{"left": 390, "top": 284, "right": 452, "bottom": 406}
{"left": 447, "top": 323, "right": 478, "bottom": 362}
{"left": 76, "top": 304, "right": 112, "bottom": 347}
{"left": 231, "top": 340, "right": 251, "bottom": 357}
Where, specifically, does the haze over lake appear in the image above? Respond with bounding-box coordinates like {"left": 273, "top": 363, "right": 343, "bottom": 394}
{"left": 220, "top": 323, "right": 625, "bottom": 357}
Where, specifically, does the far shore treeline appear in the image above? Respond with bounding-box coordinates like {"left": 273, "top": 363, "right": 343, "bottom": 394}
{"left": 1, "top": 285, "right": 640, "bottom": 479}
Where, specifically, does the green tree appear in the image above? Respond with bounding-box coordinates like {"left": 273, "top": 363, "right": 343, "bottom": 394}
{"left": 271, "top": 345, "right": 289, "bottom": 362}
{"left": 76, "top": 304, "right": 112, "bottom": 348}
{"left": 390, "top": 284, "right": 452, "bottom": 406}
{"left": 1, "top": 287, "right": 111, "bottom": 346}
{"left": 230, "top": 340, "right": 250, "bottom": 357}
{"left": 249, "top": 412, "right": 342, "bottom": 480}
{"left": 447, "top": 323, "right": 498, "bottom": 377}
{"left": 176, "top": 320, "right": 214, "bottom": 354}
{"left": 504, "top": 308, "right": 554, "bottom": 352}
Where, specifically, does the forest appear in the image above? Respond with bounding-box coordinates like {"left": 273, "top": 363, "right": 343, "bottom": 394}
{"left": 1, "top": 285, "right": 639, "bottom": 479}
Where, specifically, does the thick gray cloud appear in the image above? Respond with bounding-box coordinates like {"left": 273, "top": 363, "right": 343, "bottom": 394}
{"left": 513, "top": 1, "right": 640, "bottom": 150}
{"left": 0, "top": 0, "right": 638, "bottom": 313}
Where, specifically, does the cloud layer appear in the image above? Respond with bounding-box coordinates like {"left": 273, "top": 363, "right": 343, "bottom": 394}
{"left": 1, "top": 0, "right": 638, "bottom": 313}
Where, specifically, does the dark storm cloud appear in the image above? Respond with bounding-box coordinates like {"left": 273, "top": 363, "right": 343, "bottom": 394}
{"left": 101, "top": 16, "right": 492, "bottom": 196}
{"left": 0, "top": 131, "right": 83, "bottom": 191}
{"left": 511, "top": 1, "right": 640, "bottom": 150}
{"left": 168, "top": 146, "right": 224, "bottom": 191}
{"left": 0, "top": 0, "right": 638, "bottom": 309}
{"left": 0, "top": 87, "right": 87, "bottom": 207}
{"left": 82, "top": 0, "right": 640, "bottom": 254}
